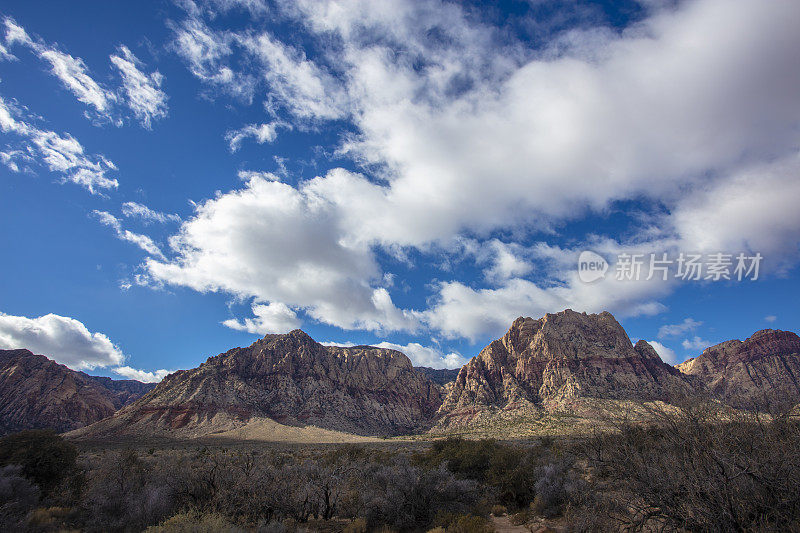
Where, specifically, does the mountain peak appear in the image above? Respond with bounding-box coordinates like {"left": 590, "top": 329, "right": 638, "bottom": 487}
{"left": 438, "top": 310, "right": 693, "bottom": 421}
{"left": 73, "top": 329, "right": 441, "bottom": 439}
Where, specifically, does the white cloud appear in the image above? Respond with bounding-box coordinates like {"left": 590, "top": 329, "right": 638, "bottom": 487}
{"left": 226, "top": 122, "right": 283, "bottom": 151}
{"left": 110, "top": 46, "right": 168, "bottom": 128}
{"left": 4, "top": 18, "right": 115, "bottom": 119}
{"left": 181, "top": 0, "right": 269, "bottom": 18}
{"left": 658, "top": 318, "right": 702, "bottom": 339}
{"left": 172, "top": 17, "right": 256, "bottom": 100}
{"left": 682, "top": 336, "right": 712, "bottom": 352}
{"left": 481, "top": 240, "right": 533, "bottom": 283}
{"left": 222, "top": 301, "right": 300, "bottom": 334}
{"left": 236, "top": 169, "right": 280, "bottom": 181}
{"left": 322, "top": 339, "right": 465, "bottom": 369}
{"left": 646, "top": 340, "right": 679, "bottom": 365}
{"left": 0, "top": 311, "right": 124, "bottom": 370}
{"left": 93, "top": 210, "right": 166, "bottom": 260}
{"left": 121, "top": 202, "right": 181, "bottom": 224}
{"left": 235, "top": 31, "right": 347, "bottom": 121}
{"left": 113, "top": 366, "right": 171, "bottom": 383}
{"left": 145, "top": 172, "right": 419, "bottom": 332}
{"left": 0, "top": 96, "right": 118, "bottom": 193}
{"left": 372, "top": 341, "right": 465, "bottom": 369}
{"left": 765, "top": 315, "right": 777, "bottom": 323}
{"left": 153, "top": 0, "right": 800, "bottom": 341}
{"left": 670, "top": 153, "right": 800, "bottom": 270}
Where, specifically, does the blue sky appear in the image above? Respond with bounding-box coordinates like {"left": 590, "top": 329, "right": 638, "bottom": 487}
{"left": 0, "top": 0, "right": 798, "bottom": 381}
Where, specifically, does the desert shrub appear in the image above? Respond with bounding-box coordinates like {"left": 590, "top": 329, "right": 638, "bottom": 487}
{"left": 0, "top": 464, "right": 40, "bottom": 530}
{"left": 579, "top": 403, "right": 800, "bottom": 531}
{"left": 531, "top": 460, "right": 582, "bottom": 518}
{"left": 0, "top": 430, "right": 77, "bottom": 495}
{"left": 419, "top": 437, "right": 555, "bottom": 510}
{"left": 82, "top": 449, "right": 176, "bottom": 531}
{"left": 444, "top": 514, "right": 492, "bottom": 533}
{"left": 361, "top": 460, "right": 480, "bottom": 531}
{"left": 144, "top": 509, "right": 244, "bottom": 532}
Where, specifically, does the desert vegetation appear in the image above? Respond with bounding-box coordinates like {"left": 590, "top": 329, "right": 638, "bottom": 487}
{"left": 1, "top": 404, "right": 799, "bottom": 532}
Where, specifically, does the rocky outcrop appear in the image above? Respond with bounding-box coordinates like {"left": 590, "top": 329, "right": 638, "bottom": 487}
{"left": 677, "top": 329, "right": 800, "bottom": 408}
{"left": 0, "top": 349, "right": 154, "bottom": 434}
{"left": 72, "top": 330, "right": 442, "bottom": 439}
{"left": 438, "top": 310, "right": 695, "bottom": 423}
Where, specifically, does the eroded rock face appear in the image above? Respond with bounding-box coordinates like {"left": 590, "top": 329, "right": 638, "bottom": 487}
{"left": 0, "top": 349, "right": 154, "bottom": 434}
{"left": 73, "top": 330, "right": 441, "bottom": 439}
{"left": 438, "top": 310, "right": 695, "bottom": 420}
{"left": 676, "top": 329, "right": 800, "bottom": 408}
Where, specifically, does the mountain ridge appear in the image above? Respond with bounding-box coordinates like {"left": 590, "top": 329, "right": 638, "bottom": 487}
{"left": 0, "top": 348, "right": 155, "bottom": 434}
{"left": 70, "top": 329, "right": 441, "bottom": 439}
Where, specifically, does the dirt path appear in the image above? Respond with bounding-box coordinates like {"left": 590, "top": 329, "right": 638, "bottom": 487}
{"left": 490, "top": 515, "right": 530, "bottom": 533}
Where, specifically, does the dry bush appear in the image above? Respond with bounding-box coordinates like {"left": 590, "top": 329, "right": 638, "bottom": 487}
{"left": 575, "top": 401, "right": 800, "bottom": 531}
{"left": 0, "top": 464, "right": 39, "bottom": 530}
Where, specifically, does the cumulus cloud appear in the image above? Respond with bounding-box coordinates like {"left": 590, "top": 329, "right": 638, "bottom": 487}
{"left": 153, "top": 0, "right": 800, "bottom": 341}
{"left": 222, "top": 301, "right": 300, "bottom": 334}
{"left": 658, "top": 318, "right": 703, "bottom": 339}
{"left": 372, "top": 341, "right": 465, "bottom": 369}
{"left": 0, "top": 311, "right": 124, "bottom": 370}
{"left": 93, "top": 211, "right": 166, "bottom": 259}
{"left": 480, "top": 240, "right": 533, "bottom": 284}
{"left": 322, "top": 339, "right": 465, "bottom": 369}
{"left": 121, "top": 202, "right": 181, "bottom": 225}
{"left": 647, "top": 340, "right": 679, "bottom": 365}
{"left": 765, "top": 315, "right": 777, "bottom": 323}
{"left": 113, "top": 366, "right": 172, "bottom": 383}
{"left": 0, "top": 96, "right": 118, "bottom": 193}
{"left": 145, "top": 172, "right": 418, "bottom": 332}
{"left": 110, "top": 46, "right": 168, "bottom": 128}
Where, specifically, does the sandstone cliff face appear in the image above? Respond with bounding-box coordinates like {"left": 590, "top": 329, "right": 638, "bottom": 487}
{"left": 676, "top": 329, "right": 800, "bottom": 408}
{"left": 438, "top": 310, "right": 695, "bottom": 420}
{"left": 0, "top": 349, "right": 154, "bottom": 434}
{"left": 73, "top": 330, "right": 441, "bottom": 439}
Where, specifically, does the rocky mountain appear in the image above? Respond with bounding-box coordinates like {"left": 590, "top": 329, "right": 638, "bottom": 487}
{"left": 0, "top": 349, "right": 155, "bottom": 434}
{"left": 71, "top": 330, "right": 442, "bottom": 440}
{"left": 677, "top": 329, "right": 800, "bottom": 408}
{"left": 415, "top": 367, "right": 461, "bottom": 386}
{"left": 437, "top": 310, "right": 696, "bottom": 424}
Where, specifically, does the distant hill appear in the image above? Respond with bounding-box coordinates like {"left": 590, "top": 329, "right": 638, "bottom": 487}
{"left": 0, "top": 349, "right": 155, "bottom": 434}
{"left": 415, "top": 366, "right": 460, "bottom": 386}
